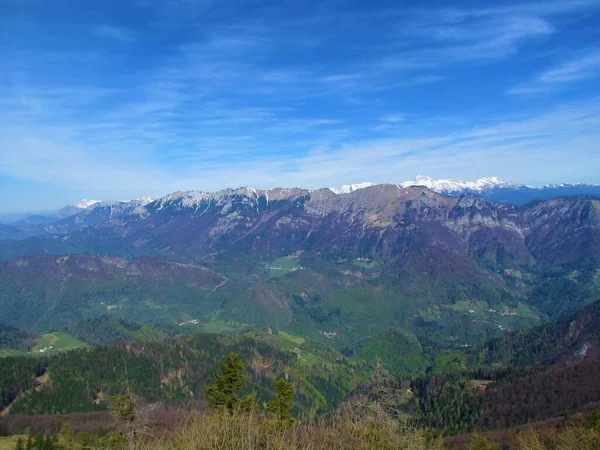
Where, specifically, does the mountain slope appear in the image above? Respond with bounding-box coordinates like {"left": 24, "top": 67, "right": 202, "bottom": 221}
{"left": 480, "top": 299, "right": 600, "bottom": 366}
{"left": 0, "top": 224, "right": 26, "bottom": 241}
{"left": 1, "top": 186, "right": 598, "bottom": 270}
{"left": 60, "top": 316, "right": 178, "bottom": 346}
{"left": 0, "top": 255, "right": 228, "bottom": 331}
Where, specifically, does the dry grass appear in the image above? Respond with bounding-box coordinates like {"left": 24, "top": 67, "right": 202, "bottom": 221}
{"left": 513, "top": 426, "right": 600, "bottom": 450}
{"left": 140, "top": 409, "right": 443, "bottom": 450}
{"left": 0, "top": 436, "right": 25, "bottom": 450}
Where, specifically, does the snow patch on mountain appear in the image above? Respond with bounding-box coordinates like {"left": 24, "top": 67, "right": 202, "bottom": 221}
{"left": 330, "top": 182, "right": 375, "bottom": 194}
{"left": 74, "top": 198, "right": 155, "bottom": 221}
{"left": 401, "top": 176, "right": 511, "bottom": 193}
{"left": 74, "top": 199, "right": 102, "bottom": 209}
{"left": 150, "top": 187, "right": 263, "bottom": 213}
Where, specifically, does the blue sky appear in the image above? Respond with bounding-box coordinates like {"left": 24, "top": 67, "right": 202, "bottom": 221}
{"left": 1, "top": 0, "right": 600, "bottom": 213}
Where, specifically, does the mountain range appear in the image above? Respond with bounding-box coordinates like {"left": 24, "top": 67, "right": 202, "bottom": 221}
{"left": 332, "top": 176, "right": 600, "bottom": 205}
{"left": 3, "top": 176, "right": 600, "bottom": 229}
{"left": 4, "top": 199, "right": 101, "bottom": 227}
{"left": 401, "top": 175, "right": 600, "bottom": 205}
{"left": 0, "top": 181, "right": 598, "bottom": 360}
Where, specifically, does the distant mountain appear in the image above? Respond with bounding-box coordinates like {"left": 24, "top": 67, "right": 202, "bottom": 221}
{"left": 330, "top": 182, "right": 376, "bottom": 194}
{"left": 3, "top": 177, "right": 598, "bottom": 237}
{"left": 32, "top": 197, "right": 153, "bottom": 235}
{"left": 400, "top": 175, "right": 600, "bottom": 205}
{"left": 9, "top": 199, "right": 102, "bottom": 227}
{"left": 2, "top": 198, "right": 154, "bottom": 239}
{"left": 0, "top": 223, "right": 26, "bottom": 240}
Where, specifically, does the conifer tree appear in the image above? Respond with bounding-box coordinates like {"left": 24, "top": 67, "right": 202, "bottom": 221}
{"left": 111, "top": 394, "right": 136, "bottom": 423}
{"left": 203, "top": 352, "right": 255, "bottom": 414}
{"left": 266, "top": 379, "right": 296, "bottom": 423}
{"left": 110, "top": 393, "right": 137, "bottom": 450}
{"left": 58, "top": 423, "right": 74, "bottom": 448}
{"left": 14, "top": 438, "right": 24, "bottom": 450}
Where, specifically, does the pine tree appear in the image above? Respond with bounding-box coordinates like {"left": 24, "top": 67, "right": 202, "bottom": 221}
{"left": 14, "top": 438, "right": 24, "bottom": 450}
{"left": 110, "top": 394, "right": 136, "bottom": 423}
{"left": 58, "top": 423, "right": 74, "bottom": 448}
{"left": 110, "top": 394, "right": 137, "bottom": 450}
{"left": 266, "top": 379, "right": 296, "bottom": 422}
{"left": 203, "top": 352, "right": 255, "bottom": 414}
{"left": 24, "top": 436, "right": 32, "bottom": 450}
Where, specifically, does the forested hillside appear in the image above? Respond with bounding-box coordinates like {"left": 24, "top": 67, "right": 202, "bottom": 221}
{"left": 0, "top": 331, "right": 367, "bottom": 417}
{"left": 479, "top": 298, "right": 600, "bottom": 366}
{"left": 0, "top": 324, "right": 36, "bottom": 352}
{"left": 353, "top": 355, "right": 600, "bottom": 437}
{"left": 60, "top": 316, "right": 179, "bottom": 346}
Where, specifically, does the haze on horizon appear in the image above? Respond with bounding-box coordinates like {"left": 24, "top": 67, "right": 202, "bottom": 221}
{"left": 1, "top": 0, "right": 600, "bottom": 213}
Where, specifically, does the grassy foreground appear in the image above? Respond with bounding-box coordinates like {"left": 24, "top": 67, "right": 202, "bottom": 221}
{"left": 140, "top": 410, "right": 442, "bottom": 450}
{"left": 511, "top": 426, "right": 600, "bottom": 450}
{"left": 0, "top": 437, "right": 24, "bottom": 450}
{"left": 5, "top": 410, "right": 600, "bottom": 449}
{"left": 133, "top": 412, "right": 600, "bottom": 450}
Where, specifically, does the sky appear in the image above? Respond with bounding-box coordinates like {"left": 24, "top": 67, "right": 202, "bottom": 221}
{"left": 1, "top": 0, "right": 600, "bottom": 213}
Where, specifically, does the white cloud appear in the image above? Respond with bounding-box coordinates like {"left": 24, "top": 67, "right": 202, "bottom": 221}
{"left": 1, "top": 98, "right": 599, "bottom": 204}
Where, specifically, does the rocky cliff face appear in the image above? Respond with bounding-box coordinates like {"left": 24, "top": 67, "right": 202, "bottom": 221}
{"left": 1, "top": 185, "right": 598, "bottom": 268}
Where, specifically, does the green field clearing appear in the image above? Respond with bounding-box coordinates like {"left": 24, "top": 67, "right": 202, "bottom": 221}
{"left": 276, "top": 330, "right": 305, "bottom": 346}
{"left": 144, "top": 299, "right": 169, "bottom": 310}
{"left": 352, "top": 258, "right": 378, "bottom": 269}
{"left": 445, "top": 299, "right": 489, "bottom": 314}
{"left": 0, "top": 348, "right": 26, "bottom": 357}
{"left": 196, "top": 311, "right": 248, "bottom": 334}
{"left": 268, "top": 256, "right": 300, "bottom": 278}
{"left": 1, "top": 332, "right": 88, "bottom": 358}
{"left": 32, "top": 332, "right": 87, "bottom": 355}
{"left": 273, "top": 331, "right": 325, "bottom": 367}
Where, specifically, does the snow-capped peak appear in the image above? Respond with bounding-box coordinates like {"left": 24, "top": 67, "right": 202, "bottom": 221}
{"left": 123, "top": 197, "right": 154, "bottom": 205}
{"left": 74, "top": 199, "right": 101, "bottom": 209}
{"left": 330, "top": 182, "right": 375, "bottom": 194}
{"left": 401, "top": 176, "right": 511, "bottom": 193}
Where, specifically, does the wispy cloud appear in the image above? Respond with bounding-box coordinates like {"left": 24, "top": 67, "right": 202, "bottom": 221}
{"left": 1, "top": 0, "right": 600, "bottom": 211}
{"left": 2, "top": 98, "right": 599, "bottom": 204}
{"left": 508, "top": 50, "right": 600, "bottom": 95}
